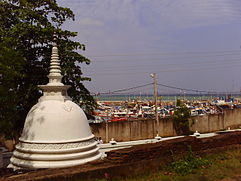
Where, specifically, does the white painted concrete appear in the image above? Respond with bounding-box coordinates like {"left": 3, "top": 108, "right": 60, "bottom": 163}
{"left": 9, "top": 37, "right": 101, "bottom": 170}
{"left": 98, "top": 129, "right": 241, "bottom": 158}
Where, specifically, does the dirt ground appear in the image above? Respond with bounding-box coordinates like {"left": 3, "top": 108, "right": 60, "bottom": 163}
{"left": 221, "top": 176, "right": 241, "bottom": 181}
{"left": 1, "top": 131, "right": 241, "bottom": 181}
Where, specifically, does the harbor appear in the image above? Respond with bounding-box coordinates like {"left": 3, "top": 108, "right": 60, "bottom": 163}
{"left": 89, "top": 94, "right": 241, "bottom": 123}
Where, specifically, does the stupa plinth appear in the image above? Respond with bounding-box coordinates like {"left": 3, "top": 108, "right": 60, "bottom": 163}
{"left": 9, "top": 35, "right": 101, "bottom": 170}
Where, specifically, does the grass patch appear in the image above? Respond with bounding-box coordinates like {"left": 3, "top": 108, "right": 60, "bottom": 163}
{"left": 120, "top": 146, "right": 241, "bottom": 181}
{"left": 167, "top": 147, "right": 210, "bottom": 176}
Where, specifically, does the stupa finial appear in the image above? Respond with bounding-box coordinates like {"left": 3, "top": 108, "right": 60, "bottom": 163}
{"left": 47, "top": 33, "right": 63, "bottom": 85}
{"left": 39, "top": 33, "right": 71, "bottom": 102}
{"left": 38, "top": 33, "right": 70, "bottom": 102}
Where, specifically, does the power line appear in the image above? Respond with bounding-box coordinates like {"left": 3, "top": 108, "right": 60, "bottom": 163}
{"left": 99, "top": 83, "right": 152, "bottom": 95}
{"left": 86, "top": 49, "right": 241, "bottom": 58}
{"left": 87, "top": 57, "right": 241, "bottom": 70}
{"left": 86, "top": 61, "right": 241, "bottom": 76}
{"left": 89, "top": 52, "right": 241, "bottom": 63}
{"left": 157, "top": 83, "right": 208, "bottom": 93}
{"left": 94, "top": 82, "right": 241, "bottom": 96}
{"left": 157, "top": 83, "right": 241, "bottom": 94}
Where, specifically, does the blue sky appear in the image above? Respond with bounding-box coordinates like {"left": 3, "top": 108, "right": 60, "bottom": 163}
{"left": 59, "top": 0, "right": 241, "bottom": 94}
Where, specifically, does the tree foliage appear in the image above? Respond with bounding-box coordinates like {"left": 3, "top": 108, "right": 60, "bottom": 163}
{"left": 0, "top": 0, "right": 96, "bottom": 138}
{"left": 173, "top": 100, "right": 192, "bottom": 135}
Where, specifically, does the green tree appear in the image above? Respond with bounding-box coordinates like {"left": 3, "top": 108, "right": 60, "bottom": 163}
{"left": 173, "top": 100, "right": 192, "bottom": 135}
{"left": 0, "top": 0, "right": 96, "bottom": 139}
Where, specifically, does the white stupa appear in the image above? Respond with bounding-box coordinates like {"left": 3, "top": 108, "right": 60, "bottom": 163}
{"left": 9, "top": 35, "right": 101, "bottom": 170}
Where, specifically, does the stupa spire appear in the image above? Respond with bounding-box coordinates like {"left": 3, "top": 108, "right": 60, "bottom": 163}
{"left": 38, "top": 34, "right": 70, "bottom": 102}
{"left": 47, "top": 34, "right": 63, "bottom": 86}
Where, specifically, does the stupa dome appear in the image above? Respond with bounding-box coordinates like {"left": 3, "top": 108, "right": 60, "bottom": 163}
{"left": 20, "top": 100, "right": 93, "bottom": 143}
{"left": 9, "top": 35, "right": 101, "bottom": 170}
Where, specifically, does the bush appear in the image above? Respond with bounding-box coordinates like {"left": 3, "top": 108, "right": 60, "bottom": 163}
{"left": 172, "top": 100, "right": 192, "bottom": 135}
{"left": 169, "top": 147, "right": 210, "bottom": 175}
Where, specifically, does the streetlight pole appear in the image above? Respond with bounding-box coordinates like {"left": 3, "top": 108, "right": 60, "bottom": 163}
{"left": 150, "top": 73, "right": 161, "bottom": 140}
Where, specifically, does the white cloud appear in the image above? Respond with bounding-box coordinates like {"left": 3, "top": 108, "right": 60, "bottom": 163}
{"left": 61, "top": 0, "right": 241, "bottom": 44}
{"left": 58, "top": 0, "right": 241, "bottom": 92}
{"left": 60, "top": 0, "right": 241, "bottom": 56}
{"left": 140, "top": 0, "right": 241, "bottom": 31}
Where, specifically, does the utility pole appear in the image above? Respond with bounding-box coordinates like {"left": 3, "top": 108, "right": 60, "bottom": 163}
{"left": 150, "top": 73, "right": 161, "bottom": 140}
